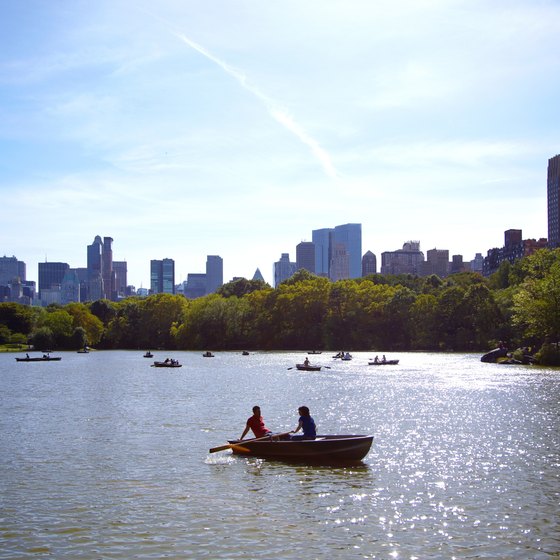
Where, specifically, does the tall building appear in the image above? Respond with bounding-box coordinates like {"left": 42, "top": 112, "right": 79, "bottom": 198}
{"left": 483, "top": 229, "right": 547, "bottom": 276}
{"left": 113, "top": 261, "right": 128, "bottom": 299}
{"left": 0, "top": 256, "right": 25, "bottom": 285}
{"left": 274, "top": 253, "right": 296, "bottom": 287}
{"left": 102, "top": 236, "right": 115, "bottom": 300}
{"left": 61, "top": 269, "right": 80, "bottom": 304}
{"left": 333, "top": 223, "right": 362, "bottom": 278}
{"left": 329, "top": 242, "right": 350, "bottom": 281}
{"left": 183, "top": 273, "right": 207, "bottom": 299}
{"left": 296, "top": 242, "right": 315, "bottom": 273}
{"left": 547, "top": 154, "right": 560, "bottom": 247}
{"left": 423, "top": 248, "right": 450, "bottom": 278}
{"left": 312, "top": 228, "right": 332, "bottom": 277}
{"left": 150, "top": 258, "right": 175, "bottom": 294}
{"left": 38, "top": 262, "right": 69, "bottom": 300}
{"left": 206, "top": 255, "right": 223, "bottom": 294}
{"left": 362, "top": 251, "right": 377, "bottom": 276}
{"left": 312, "top": 223, "right": 362, "bottom": 280}
{"left": 381, "top": 241, "right": 424, "bottom": 275}
{"left": 87, "top": 236, "right": 105, "bottom": 300}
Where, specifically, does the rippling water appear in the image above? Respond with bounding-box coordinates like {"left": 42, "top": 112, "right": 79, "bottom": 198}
{"left": 1, "top": 350, "right": 559, "bottom": 559}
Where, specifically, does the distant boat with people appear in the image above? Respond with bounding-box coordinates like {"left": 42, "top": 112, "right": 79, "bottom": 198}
{"left": 151, "top": 359, "right": 181, "bottom": 368}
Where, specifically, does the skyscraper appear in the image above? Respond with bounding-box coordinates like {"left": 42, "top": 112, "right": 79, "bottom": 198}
{"left": 361, "top": 251, "right": 377, "bottom": 276}
{"left": 151, "top": 258, "right": 175, "bottom": 294}
{"left": 296, "top": 242, "right": 315, "bottom": 273}
{"left": 333, "top": 223, "right": 362, "bottom": 279}
{"left": 274, "top": 253, "right": 296, "bottom": 287}
{"left": 38, "top": 261, "right": 69, "bottom": 300}
{"left": 102, "top": 236, "right": 114, "bottom": 300}
{"left": 206, "top": 255, "right": 223, "bottom": 294}
{"left": 312, "top": 223, "right": 362, "bottom": 280}
{"left": 87, "top": 236, "right": 105, "bottom": 301}
{"left": 312, "top": 228, "right": 332, "bottom": 277}
{"left": 548, "top": 154, "right": 560, "bottom": 247}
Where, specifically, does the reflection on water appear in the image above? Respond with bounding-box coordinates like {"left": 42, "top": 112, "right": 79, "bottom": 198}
{"left": 1, "top": 351, "right": 559, "bottom": 558}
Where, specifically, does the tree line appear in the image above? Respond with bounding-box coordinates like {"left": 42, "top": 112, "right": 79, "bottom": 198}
{"left": 2, "top": 249, "right": 560, "bottom": 362}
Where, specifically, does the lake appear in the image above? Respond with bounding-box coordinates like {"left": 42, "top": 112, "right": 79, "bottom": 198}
{"left": 1, "top": 350, "right": 558, "bottom": 559}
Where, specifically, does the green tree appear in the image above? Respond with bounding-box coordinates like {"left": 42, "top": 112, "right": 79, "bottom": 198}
{"left": 512, "top": 259, "right": 560, "bottom": 341}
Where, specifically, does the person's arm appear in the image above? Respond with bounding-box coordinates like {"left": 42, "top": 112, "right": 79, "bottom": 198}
{"left": 292, "top": 420, "right": 303, "bottom": 434}
{"left": 239, "top": 423, "right": 250, "bottom": 441}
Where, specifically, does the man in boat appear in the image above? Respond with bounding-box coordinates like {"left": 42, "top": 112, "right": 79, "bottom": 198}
{"left": 290, "top": 406, "right": 316, "bottom": 440}
{"left": 239, "top": 406, "right": 273, "bottom": 440}
{"left": 303, "top": 357, "right": 310, "bottom": 367}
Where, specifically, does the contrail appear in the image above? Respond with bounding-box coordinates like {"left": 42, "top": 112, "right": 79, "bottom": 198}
{"left": 175, "top": 32, "right": 338, "bottom": 178}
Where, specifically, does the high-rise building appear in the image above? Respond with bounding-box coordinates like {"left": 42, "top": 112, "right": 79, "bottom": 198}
{"left": 61, "top": 269, "right": 80, "bottom": 304}
{"left": 102, "top": 237, "right": 114, "bottom": 300}
{"left": 87, "top": 236, "right": 105, "bottom": 300}
{"left": 38, "top": 262, "right": 69, "bottom": 300}
{"left": 113, "top": 261, "right": 128, "bottom": 299}
{"left": 312, "top": 228, "right": 332, "bottom": 277}
{"left": 381, "top": 241, "right": 424, "bottom": 275}
{"left": 296, "top": 242, "right": 315, "bottom": 273}
{"left": 329, "top": 243, "right": 350, "bottom": 281}
{"left": 151, "top": 258, "right": 175, "bottom": 294}
{"left": 312, "top": 223, "right": 362, "bottom": 280}
{"left": 206, "top": 255, "right": 223, "bottom": 294}
{"left": 183, "top": 273, "right": 207, "bottom": 299}
{"left": 547, "top": 154, "right": 560, "bottom": 247}
{"left": 0, "top": 256, "right": 25, "bottom": 285}
{"left": 424, "top": 248, "right": 450, "bottom": 278}
{"left": 333, "top": 223, "right": 362, "bottom": 279}
{"left": 362, "top": 251, "right": 377, "bottom": 276}
{"left": 274, "top": 253, "right": 296, "bottom": 287}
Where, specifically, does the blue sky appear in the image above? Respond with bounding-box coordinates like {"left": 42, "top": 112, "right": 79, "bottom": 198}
{"left": 1, "top": 0, "right": 559, "bottom": 288}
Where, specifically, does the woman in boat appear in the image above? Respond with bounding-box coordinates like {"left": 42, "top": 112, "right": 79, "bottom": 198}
{"left": 239, "top": 405, "right": 273, "bottom": 440}
{"left": 291, "top": 406, "right": 316, "bottom": 440}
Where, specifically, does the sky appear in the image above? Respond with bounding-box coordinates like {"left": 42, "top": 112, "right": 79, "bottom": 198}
{"left": 1, "top": 0, "right": 559, "bottom": 288}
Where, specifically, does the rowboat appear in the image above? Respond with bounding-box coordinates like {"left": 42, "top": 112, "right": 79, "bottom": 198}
{"left": 202, "top": 351, "right": 214, "bottom": 357}
{"left": 16, "top": 355, "right": 61, "bottom": 362}
{"left": 296, "top": 363, "right": 322, "bottom": 371}
{"left": 151, "top": 360, "right": 182, "bottom": 368}
{"left": 227, "top": 434, "right": 373, "bottom": 462}
{"left": 368, "top": 359, "right": 399, "bottom": 365}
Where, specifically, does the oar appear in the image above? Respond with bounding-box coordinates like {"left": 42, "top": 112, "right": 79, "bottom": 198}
{"left": 209, "top": 431, "right": 292, "bottom": 453}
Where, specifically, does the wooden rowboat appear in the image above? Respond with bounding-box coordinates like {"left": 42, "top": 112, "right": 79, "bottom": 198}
{"left": 16, "top": 355, "right": 62, "bottom": 362}
{"left": 296, "top": 363, "right": 322, "bottom": 371}
{"left": 227, "top": 434, "right": 373, "bottom": 462}
{"left": 368, "top": 359, "right": 399, "bottom": 365}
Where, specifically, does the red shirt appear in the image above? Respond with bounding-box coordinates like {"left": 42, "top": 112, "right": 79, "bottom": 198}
{"left": 247, "top": 415, "right": 271, "bottom": 438}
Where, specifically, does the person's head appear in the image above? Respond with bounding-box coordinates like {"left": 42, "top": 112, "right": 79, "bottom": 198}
{"left": 252, "top": 405, "right": 261, "bottom": 416}
{"left": 298, "top": 406, "right": 310, "bottom": 416}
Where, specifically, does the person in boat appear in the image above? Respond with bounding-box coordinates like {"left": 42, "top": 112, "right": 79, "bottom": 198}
{"left": 239, "top": 405, "right": 273, "bottom": 441}
{"left": 382, "top": 355, "right": 387, "bottom": 363}
{"left": 290, "top": 406, "right": 316, "bottom": 440}
{"left": 303, "top": 357, "right": 310, "bottom": 367}
{"left": 374, "top": 355, "right": 380, "bottom": 363}
{"left": 26, "top": 353, "right": 30, "bottom": 359}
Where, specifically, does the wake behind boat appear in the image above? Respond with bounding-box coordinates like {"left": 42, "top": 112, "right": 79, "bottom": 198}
{"left": 225, "top": 434, "right": 373, "bottom": 462}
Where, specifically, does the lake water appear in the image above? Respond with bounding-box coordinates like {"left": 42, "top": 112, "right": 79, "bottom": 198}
{"left": 1, "top": 350, "right": 559, "bottom": 559}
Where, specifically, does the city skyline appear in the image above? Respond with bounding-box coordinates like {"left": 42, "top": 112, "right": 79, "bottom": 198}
{"left": 2, "top": 1, "right": 558, "bottom": 288}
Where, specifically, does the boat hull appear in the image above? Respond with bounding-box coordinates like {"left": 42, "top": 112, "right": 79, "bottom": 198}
{"left": 151, "top": 361, "right": 182, "bottom": 368}
{"left": 228, "top": 434, "right": 373, "bottom": 462}
{"left": 16, "top": 357, "right": 62, "bottom": 362}
{"left": 296, "top": 364, "right": 321, "bottom": 371}
{"left": 368, "top": 360, "right": 399, "bottom": 365}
